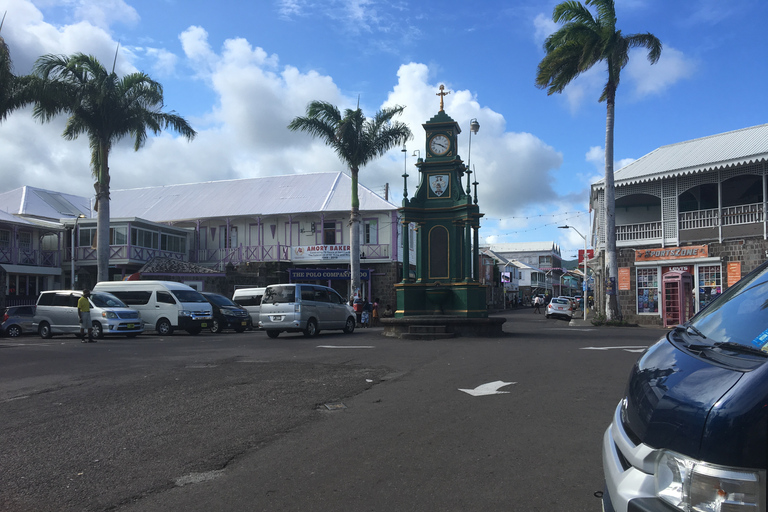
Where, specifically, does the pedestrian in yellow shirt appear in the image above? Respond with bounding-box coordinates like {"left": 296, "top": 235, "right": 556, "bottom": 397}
{"left": 78, "top": 289, "right": 94, "bottom": 343}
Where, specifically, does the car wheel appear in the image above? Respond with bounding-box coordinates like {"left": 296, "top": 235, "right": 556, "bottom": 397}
{"left": 91, "top": 321, "right": 104, "bottom": 339}
{"left": 210, "top": 319, "right": 223, "bottom": 334}
{"left": 156, "top": 318, "right": 173, "bottom": 336}
{"left": 545, "top": 314, "right": 550, "bottom": 319}
{"left": 6, "top": 325, "right": 21, "bottom": 337}
{"left": 266, "top": 330, "right": 280, "bottom": 338}
{"left": 303, "top": 319, "right": 318, "bottom": 337}
{"left": 343, "top": 317, "right": 355, "bottom": 334}
{"left": 39, "top": 322, "right": 52, "bottom": 339}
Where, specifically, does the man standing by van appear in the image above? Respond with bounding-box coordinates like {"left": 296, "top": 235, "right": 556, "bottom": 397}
{"left": 78, "top": 289, "right": 94, "bottom": 343}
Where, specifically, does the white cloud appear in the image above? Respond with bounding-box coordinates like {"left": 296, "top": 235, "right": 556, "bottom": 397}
{"left": 533, "top": 12, "right": 557, "bottom": 46}
{"left": 627, "top": 46, "right": 695, "bottom": 97}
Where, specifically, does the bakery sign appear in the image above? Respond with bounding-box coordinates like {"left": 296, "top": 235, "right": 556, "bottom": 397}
{"left": 293, "top": 245, "right": 350, "bottom": 261}
{"left": 635, "top": 245, "right": 708, "bottom": 262}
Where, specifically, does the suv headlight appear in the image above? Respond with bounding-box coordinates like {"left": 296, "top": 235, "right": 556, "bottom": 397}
{"left": 101, "top": 311, "right": 118, "bottom": 319}
{"left": 656, "top": 450, "right": 765, "bottom": 511}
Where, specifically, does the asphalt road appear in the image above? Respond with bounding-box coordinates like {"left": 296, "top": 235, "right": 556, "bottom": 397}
{"left": 0, "top": 308, "right": 668, "bottom": 512}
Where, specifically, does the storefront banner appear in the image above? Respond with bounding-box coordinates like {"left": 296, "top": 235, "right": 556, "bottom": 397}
{"left": 618, "top": 267, "right": 631, "bottom": 290}
{"left": 289, "top": 268, "right": 370, "bottom": 280}
{"left": 635, "top": 245, "right": 708, "bottom": 262}
{"left": 727, "top": 261, "right": 742, "bottom": 287}
{"left": 292, "top": 245, "right": 350, "bottom": 261}
{"left": 662, "top": 265, "right": 694, "bottom": 275}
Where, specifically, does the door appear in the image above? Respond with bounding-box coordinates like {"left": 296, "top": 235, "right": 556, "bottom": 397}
{"left": 155, "top": 290, "right": 179, "bottom": 327}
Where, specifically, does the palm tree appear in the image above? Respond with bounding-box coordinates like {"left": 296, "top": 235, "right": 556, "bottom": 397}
{"left": 0, "top": 12, "right": 26, "bottom": 121}
{"left": 288, "top": 101, "right": 411, "bottom": 298}
{"left": 535, "top": 0, "right": 661, "bottom": 320}
{"left": 30, "top": 53, "right": 197, "bottom": 283}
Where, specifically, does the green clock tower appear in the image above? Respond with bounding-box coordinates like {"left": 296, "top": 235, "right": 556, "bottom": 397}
{"left": 394, "top": 85, "right": 488, "bottom": 318}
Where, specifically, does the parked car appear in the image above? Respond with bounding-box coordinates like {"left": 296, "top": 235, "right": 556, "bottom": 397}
{"left": 546, "top": 298, "right": 573, "bottom": 320}
{"left": 201, "top": 292, "right": 250, "bottom": 333}
{"left": 602, "top": 259, "right": 768, "bottom": 512}
{"left": 259, "top": 283, "right": 356, "bottom": 338}
{"left": 558, "top": 296, "right": 578, "bottom": 311}
{"left": 232, "top": 287, "right": 266, "bottom": 328}
{"left": 1, "top": 305, "right": 36, "bottom": 337}
{"left": 33, "top": 290, "right": 144, "bottom": 339}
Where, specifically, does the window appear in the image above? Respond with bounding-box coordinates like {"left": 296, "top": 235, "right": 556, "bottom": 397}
{"left": 362, "top": 219, "right": 378, "bottom": 244}
{"left": 156, "top": 291, "right": 176, "bottom": 304}
{"left": 131, "top": 228, "right": 158, "bottom": 249}
{"left": 323, "top": 222, "right": 336, "bottom": 245}
{"left": 18, "top": 231, "right": 32, "bottom": 251}
{"left": 110, "top": 291, "right": 152, "bottom": 305}
{"left": 0, "top": 230, "right": 9, "bottom": 249}
{"left": 637, "top": 268, "right": 659, "bottom": 314}
{"left": 110, "top": 226, "right": 128, "bottom": 245}
{"left": 697, "top": 265, "right": 722, "bottom": 311}
{"left": 161, "top": 233, "right": 186, "bottom": 253}
{"left": 79, "top": 227, "right": 96, "bottom": 247}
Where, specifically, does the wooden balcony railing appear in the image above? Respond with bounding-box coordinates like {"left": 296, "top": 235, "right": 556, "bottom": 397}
{"left": 616, "top": 221, "right": 662, "bottom": 241}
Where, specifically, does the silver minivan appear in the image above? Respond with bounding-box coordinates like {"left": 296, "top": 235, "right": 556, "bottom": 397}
{"left": 34, "top": 290, "right": 144, "bottom": 339}
{"left": 259, "top": 284, "right": 356, "bottom": 338}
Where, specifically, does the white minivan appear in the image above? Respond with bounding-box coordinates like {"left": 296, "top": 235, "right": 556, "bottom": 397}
{"left": 232, "top": 287, "right": 266, "bottom": 327}
{"left": 93, "top": 280, "right": 213, "bottom": 335}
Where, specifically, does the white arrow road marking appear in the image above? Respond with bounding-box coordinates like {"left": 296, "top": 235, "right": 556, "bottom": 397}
{"left": 459, "top": 380, "right": 517, "bottom": 396}
{"left": 581, "top": 346, "right": 647, "bottom": 353}
{"left": 317, "top": 345, "right": 375, "bottom": 349}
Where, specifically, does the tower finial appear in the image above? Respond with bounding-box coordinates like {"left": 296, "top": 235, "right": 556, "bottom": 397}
{"left": 436, "top": 84, "right": 450, "bottom": 112}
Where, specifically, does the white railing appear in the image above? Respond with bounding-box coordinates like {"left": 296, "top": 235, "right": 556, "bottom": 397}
{"left": 616, "top": 221, "right": 662, "bottom": 241}
{"left": 679, "top": 208, "right": 719, "bottom": 230}
{"left": 722, "top": 203, "right": 764, "bottom": 226}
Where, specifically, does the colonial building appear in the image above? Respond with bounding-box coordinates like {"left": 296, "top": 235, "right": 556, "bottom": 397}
{"left": 0, "top": 172, "right": 417, "bottom": 310}
{"left": 482, "top": 242, "right": 564, "bottom": 297}
{"left": 590, "top": 123, "right": 768, "bottom": 326}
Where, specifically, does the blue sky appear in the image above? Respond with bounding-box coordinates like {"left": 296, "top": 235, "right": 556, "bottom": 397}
{"left": 1, "top": 0, "right": 766, "bottom": 260}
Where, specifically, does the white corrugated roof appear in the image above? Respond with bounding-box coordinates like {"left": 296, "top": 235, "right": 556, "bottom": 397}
{"left": 0, "top": 186, "right": 90, "bottom": 220}
{"left": 109, "top": 172, "right": 397, "bottom": 222}
{"left": 594, "top": 124, "right": 768, "bottom": 188}
{"left": 483, "top": 242, "right": 561, "bottom": 254}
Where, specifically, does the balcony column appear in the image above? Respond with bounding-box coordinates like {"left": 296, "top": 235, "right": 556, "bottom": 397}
{"left": 763, "top": 172, "right": 766, "bottom": 240}
{"left": 718, "top": 170, "right": 723, "bottom": 243}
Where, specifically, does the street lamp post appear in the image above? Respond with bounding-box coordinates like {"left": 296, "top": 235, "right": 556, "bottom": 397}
{"left": 71, "top": 214, "right": 86, "bottom": 287}
{"left": 466, "top": 118, "right": 479, "bottom": 197}
{"left": 559, "top": 225, "right": 588, "bottom": 321}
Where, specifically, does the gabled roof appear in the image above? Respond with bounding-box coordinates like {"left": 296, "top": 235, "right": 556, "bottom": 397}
{"left": 109, "top": 172, "right": 397, "bottom": 222}
{"left": 483, "top": 242, "right": 561, "bottom": 255}
{"left": 0, "top": 186, "right": 90, "bottom": 221}
{"left": 593, "top": 123, "right": 768, "bottom": 189}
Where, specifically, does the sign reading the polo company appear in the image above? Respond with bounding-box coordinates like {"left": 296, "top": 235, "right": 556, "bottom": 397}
{"left": 428, "top": 174, "right": 449, "bottom": 197}
{"left": 292, "top": 245, "right": 350, "bottom": 261}
{"left": 635, "top": 245, "right": 708, "bottom": 262}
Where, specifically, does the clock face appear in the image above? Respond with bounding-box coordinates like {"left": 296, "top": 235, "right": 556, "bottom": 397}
{"left": 429, "top": 134, "right": 450, "bottom": 155}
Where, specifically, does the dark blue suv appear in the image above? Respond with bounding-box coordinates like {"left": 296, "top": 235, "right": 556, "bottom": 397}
{"left": 603, "top": 260, "right": 768, "bottom": 512}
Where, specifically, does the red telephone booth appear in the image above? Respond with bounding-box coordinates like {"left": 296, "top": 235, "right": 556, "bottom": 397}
{"left": 662, "top": 270, "right": 695, "bottom": 328}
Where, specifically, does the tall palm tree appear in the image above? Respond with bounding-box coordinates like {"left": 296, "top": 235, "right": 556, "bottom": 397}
{"left": 0, "top": 12, "right": 26, "bottom": 121}
{"left": 30, "top": 53, "right": 197, "bottom": 283}
{"left": 288, "top": 101, "right": 411, "bottom": 298}
{"left": 535, "top": 0, "right": 661, "bottom": 320}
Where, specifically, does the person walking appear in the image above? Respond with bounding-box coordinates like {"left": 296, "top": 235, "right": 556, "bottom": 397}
{"left": 371, "top": 297, "right": 380, "bottom": 327}
{"left": 533, "top": 295, "right": 542, "bottom": 314}
{"left": 78, "top": 289, "right": 95, "bottom": 342}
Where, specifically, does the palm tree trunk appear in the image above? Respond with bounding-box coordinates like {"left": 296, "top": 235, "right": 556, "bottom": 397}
{"left": 350, "top": 167, "right": 361, "bottom": 299}
{"left": 96, "top": 143, "right": 110, "bottom": 283}
{"left": 604, "top": 88, "right": 621, "bottom": 321}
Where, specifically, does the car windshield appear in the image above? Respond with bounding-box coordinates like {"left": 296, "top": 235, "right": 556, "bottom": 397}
{"left": 172, "top": 290, "right": 208, "bottom": 303}
{"left": 552, "top": 299, "right": 568, "bottom": 305}
{"left": 263, "top": 286, "right": 296, "bottom": 304}
{"left": 687, "top": 261, "right": 768, "bottom": 348}
{"left": 90, "top": 292, "right": 128, "bottom": 308}
{"left": 205, "top": 294, "right": 237, "bottom": 307}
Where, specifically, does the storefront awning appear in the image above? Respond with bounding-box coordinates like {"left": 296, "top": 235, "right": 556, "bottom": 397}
{"left": 0, "top": 264, "right": 62, "bottom": 276}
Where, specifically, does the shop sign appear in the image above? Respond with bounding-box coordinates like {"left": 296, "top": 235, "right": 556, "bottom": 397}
{"left": 289, "top": 268, "right": 370, "bottom": 280}
{"left": 293, "top": 245, "right": 350, "bottom": 261}
{"left": 618, "top": 267, "right": 631, "bottom": 290}
{"left": 662, "top": 265, "right": 694, "bottom": 275}
{"left": 635, "top": 245, "right": 708, "bottom": 262}
{"left": 727, "top": 261, "right": 742, "bottom": 287}
{"left": 578, "top": 249, "right": 595, "bottom": 264}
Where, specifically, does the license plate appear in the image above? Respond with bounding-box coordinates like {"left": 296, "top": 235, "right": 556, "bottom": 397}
{"left": 201, "top": 322, "right": 207, "bottom": 327}
{"left": 127, "top": 323, "right": 134, "bottom": 329}
{"left": 271, "top": 315, "right": 283, "bottom": 321}
{"left": 241, "top": 321, "right": 247, "bottom": 326}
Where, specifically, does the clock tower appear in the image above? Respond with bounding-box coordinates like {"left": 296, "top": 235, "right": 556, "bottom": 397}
{"left": 394, "top": 85, "right": 487, "bottom": 318}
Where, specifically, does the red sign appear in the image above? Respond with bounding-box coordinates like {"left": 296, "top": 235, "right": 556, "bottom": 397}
{"left": 662, "top": 265, "right": 693, "bottom": 275}
{"left": 618, "top": 267, "right": 631, "bottom": 291}
{"left": 727, "top": 262, "right": 742, "bottom": 287}
{"left": 635, "top": 245, "right": 708, "bottom": 262}
{"left": 578, "top": 249, "right": 594, "bottom": 264}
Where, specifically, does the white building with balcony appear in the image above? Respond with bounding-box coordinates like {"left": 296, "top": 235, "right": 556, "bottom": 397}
{"left": 590, "top": 123, "right": 768, "bottom": 325}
